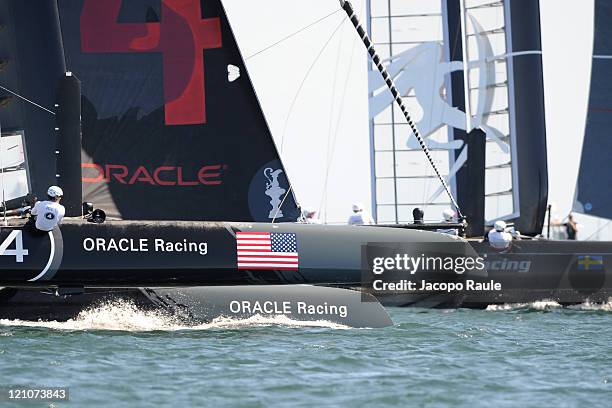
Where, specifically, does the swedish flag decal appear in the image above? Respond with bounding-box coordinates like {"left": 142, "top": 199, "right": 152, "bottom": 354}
{"left": 577, "top": 255, "right": 604, "bottom": 271}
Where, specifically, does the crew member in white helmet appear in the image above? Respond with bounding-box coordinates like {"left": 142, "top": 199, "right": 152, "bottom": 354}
{"left": 348, "top": 202, "right": 375, "bottom": 225}
{"left": 302, "top": 207, "right": 321, "bottom": 224}
{"left": 487, "top": 220, "right": 514, "bottom": 250}
{"left": 437, "top": 208, "right": 458, "bottom": 235}
{"left": 31, "top": 186, "right": 65, "bottom": 232}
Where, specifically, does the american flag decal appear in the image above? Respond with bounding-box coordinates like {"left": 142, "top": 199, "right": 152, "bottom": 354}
{"left": 237, "top": 232, "right": 299, "bottom": 270}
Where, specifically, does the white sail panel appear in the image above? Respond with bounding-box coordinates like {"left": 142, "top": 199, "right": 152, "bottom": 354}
{"left": 390, "top": 0, "right": 445, "bottom": 15}
{"left": 367, "top": 0, "right": 521, "bottom": 224}
{"left": 367, "top": 0, "right": 453, "bottom": 223}
{"left": 0, "top": 132, "right": 30, "bottom": 201}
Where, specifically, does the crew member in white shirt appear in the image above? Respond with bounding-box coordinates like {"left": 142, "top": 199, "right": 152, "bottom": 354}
{"left": 487, "top": 220, "right": 514, "bottom": 250}
{"left": 302, "top": 207, "right": 322, "bottom": 224}
{"left": 437, "top": 208, "right": 459, "bottom": 236}
{"left": 31, "top": 186, "right": 65, "bottom": 232}
{"left": 348, "top": 203, "right": 375, "bottom": 225}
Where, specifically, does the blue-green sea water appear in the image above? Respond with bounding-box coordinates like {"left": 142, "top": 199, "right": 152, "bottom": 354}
{"left": 0, "top": 301, "right": 611, "bottom": 407}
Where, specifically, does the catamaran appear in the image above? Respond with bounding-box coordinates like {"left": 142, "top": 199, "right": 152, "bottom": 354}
{"left": 349, "top": 0, "right": 612, "bottom": 307}
{"left": 0, "top": 0, "right": 609, "bottom": 325}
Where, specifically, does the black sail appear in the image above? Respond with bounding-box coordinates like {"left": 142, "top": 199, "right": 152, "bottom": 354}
{"left": 0, "top": 1, "right": 66, "bottom": 200}
{"left": 506, "top": 0, "right": 548, "bottom": 236}
{"left": 55, "top": 0, "right": 299, "bottom": 222}
{"left": 574, "top": 0, "right": 612, "bottom": 220}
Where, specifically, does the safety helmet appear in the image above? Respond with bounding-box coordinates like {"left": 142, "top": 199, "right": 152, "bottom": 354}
{"left": 442, "top": 208, "right": 455, "bottom": 222}
{"left": 494, "top": 220, "right": 507, "bottom": 232}
{"left": 47, "top": 185, "right": 64, "bottom": 198}
{"left": 352, "top": 203, "right": 364, "bottom": 212}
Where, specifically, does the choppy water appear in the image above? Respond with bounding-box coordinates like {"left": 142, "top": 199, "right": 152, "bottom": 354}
{"left": 1, "top": 301, "right": 611, "bottom": 407}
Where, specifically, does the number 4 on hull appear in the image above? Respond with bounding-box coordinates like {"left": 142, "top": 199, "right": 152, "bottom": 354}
{"left": 0, "top": 230, "right": 29, "bottom": 263}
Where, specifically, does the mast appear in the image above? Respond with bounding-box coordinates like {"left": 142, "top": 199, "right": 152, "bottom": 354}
{"left": 0, "top": 120, "right": 5, "bottom": 226}
{"left": 56, "top": 72, "right": 82, "bottom": 217}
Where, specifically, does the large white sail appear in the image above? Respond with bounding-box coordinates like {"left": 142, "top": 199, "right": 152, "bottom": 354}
{"left": 366, "top": 0, "right": 546, "bottom": 233}
{"left": 368, "top": 0, "right": 453, "bottom": 223}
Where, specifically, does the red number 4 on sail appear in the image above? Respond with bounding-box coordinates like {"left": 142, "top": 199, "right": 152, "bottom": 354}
{"left": 80, "top": 0, "right": 222, "bottom": 126}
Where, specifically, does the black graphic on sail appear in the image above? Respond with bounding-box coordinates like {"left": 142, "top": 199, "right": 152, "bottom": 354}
{"left": 574, "top": 0, "right": 612, "bottom": 220}
{"left": 56, "top": 0, "right": 299, "bottom": 221}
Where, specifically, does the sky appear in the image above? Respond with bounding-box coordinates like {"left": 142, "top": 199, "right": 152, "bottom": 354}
{"left": 224, "top": 0, "right": 607, "bottom": 237}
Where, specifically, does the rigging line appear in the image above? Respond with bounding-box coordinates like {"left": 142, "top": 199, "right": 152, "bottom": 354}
{"left": 326, "top": 24, "right": 344, "bottom": 175}
{"left": 280, "top": 15, "right": 347, "bottom": 153}
{"left": 320, "top": 37, "right": 357, "bottom": 220}
{"left": 320, "top": 23, "right": 345, "bottom": 222}
{"left": 271, "top": 183, "right": 294, "bottom": 224}
{"left": 585, "top": 220, "right": 611, "bottom": 241}
{"left": 0, "top": 84, "right": 56, "bottom": 115}
{"left": 339, "top": 0, "right": 464, "bottom": 219}
{"left": 245, "top": 8, "right": 342, "bottom": 60}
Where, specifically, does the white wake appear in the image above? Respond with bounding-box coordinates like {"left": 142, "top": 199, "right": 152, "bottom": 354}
{"left": 486, "top": 298, "right": 612, "bottom": 312}
{"left": 486, "top": 300, "right": 562, "bottom": 311}
{"left": 568, "top": 298, "right": 612, "bottom": 312}
{"left": 0, "top": 300, "right": 347, "bottom": 331}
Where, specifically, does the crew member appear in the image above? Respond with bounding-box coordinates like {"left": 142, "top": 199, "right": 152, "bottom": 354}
{"left": 413, "top": 207, "right": 424, "bottom": 224}
{"left": 302, "top": 207, "right": 321, "bottom": 224}
{"left": 31, "top": 186, "right": 65, "bottom": 232}
{"left": 565, "top": 214, "right": 578, "bottom": 240}
{"left": 348, "top": 202, "right": 375, "bottom": 225}
{"left": 487, "top": 220, "right": 513, "bottom": 250}
{"left": 437, "top": 208, "right": 458, "bottom": 235}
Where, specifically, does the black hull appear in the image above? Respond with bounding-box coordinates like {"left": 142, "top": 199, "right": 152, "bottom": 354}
{"left": 0, "top": 219, "right": 454, "bottom": 287}
{"left": 0, "top": 287, "right": 152, "bottom": 321}
{"left": 0, "top": 286, "right": 393, "bottom": 328}
{"left": 1, "top": 218, "right": 449, "bottom": 327}
{"left": 369, "top": 240, "right": 612, "bottom": 307}
{"left": 0, "top": 219, "right": 610, "bottom": 319}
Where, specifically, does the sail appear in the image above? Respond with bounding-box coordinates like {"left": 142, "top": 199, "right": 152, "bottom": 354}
{"left": 366, "top": 0, "right": 547, "bottom": 235}
{"left": 55, "top": 0, "right": 300, "bottom": 222}
{"left": 504, "top": 0, "right": 548, "bottom": 236}
{"left": 574, "top": 0, "right": 612, "bottom": 220}
{"left": 0, "top": 1, "right": 66, "bottom": 202}
{"left": 367, "top": 0, "right": 454, "bottom": 224}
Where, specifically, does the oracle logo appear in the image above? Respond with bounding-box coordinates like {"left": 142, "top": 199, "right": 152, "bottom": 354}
{"left": 82, "top": 163, "right": 226, "bottom": 186}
